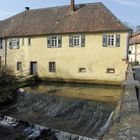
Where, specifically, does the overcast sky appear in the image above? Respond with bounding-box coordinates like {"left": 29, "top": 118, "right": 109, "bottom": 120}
{"left": 0, "top": 0, "right": 139, "bottom": 28}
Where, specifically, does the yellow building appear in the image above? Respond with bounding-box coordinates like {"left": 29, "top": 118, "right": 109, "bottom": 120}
{"left": 0, "top": 1, "right": 130, "bottom": 85}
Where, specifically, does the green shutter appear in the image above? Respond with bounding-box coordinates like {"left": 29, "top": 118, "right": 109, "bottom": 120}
{"left": 9, "top": 39, "right": 12, "bottom": 49}
{"left": 58, "top": 36, "right": 62, "bottom": 48}
{"left": 47, "top": 36, "right": 51, "bottom": 48}
{"left": 17, "top": 38, "right": 20, "bottom": 49}
{"left": 69, "top": 35, "right": 73, "bottom": 47}
{"left": 0, "top": 39, "right": 2, "bottom": 49}
{"left": 81, "top": 35, "right": 85, "bottom": 47}
{"left": 103, "top": 34, "right": 107, "bottom": 47}
{"left": 116, "top": 34, "right": 120, "bottom": 47}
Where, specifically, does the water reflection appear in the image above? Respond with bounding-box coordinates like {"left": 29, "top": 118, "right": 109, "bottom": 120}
{"left": 24, "top": 83, "right": 121, "bottom": 104}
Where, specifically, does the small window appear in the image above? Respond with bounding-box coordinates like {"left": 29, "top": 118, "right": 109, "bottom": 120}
{"left": 28, "top": 38, "right": 31, "bottom": 46}
{"left": 22, "top": 38, "right": 24, "bottom": 46}
{"left": 17, "top": 62, "right": 22, "bottom": 71}
{"left": 49, "top": 62, "right": 56, "bottom": 72}
{"left": 106, "top": 68, "right": 115, "bottom": 74}
{"left": 79, "top": 68, "right": 86, "bottom": 73}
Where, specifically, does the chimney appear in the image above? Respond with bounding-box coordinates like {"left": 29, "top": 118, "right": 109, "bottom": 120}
{"left": 25, "top": 7, "right": 30, "bottom": 10}
{"left": 71, "top": 0, "right": 75, "bottom": 12}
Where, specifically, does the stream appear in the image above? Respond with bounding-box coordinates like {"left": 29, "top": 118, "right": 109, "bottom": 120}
{"left": 0, "top": 83, "right": 121, "bottom": 140}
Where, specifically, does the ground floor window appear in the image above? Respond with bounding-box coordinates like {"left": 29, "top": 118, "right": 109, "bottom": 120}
{"left": 79, "top": 68, "right": 86, "bottom": 73}
{"left": 49, "top": 62, "right": 56, "bottom": 72}
{"left": 17, "top": 62, "right": 22, "bottom": 71}
{"left": 106, "top": 67, "right": 115, "bottom": 74}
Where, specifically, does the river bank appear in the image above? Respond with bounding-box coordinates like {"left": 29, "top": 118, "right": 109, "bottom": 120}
{"left": 0, "top": 83, "right": 27, "bottom": 106}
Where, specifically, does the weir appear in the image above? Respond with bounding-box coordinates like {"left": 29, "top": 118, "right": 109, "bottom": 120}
{"left": 0, "top": 83, "right": 121, "bottom": 139}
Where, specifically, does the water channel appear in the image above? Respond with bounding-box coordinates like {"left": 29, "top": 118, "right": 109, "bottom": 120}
{"left": 0, "top": 82, "right": 121, "bottom": 140}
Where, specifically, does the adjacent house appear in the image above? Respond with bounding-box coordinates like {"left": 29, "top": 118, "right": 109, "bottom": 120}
{"left": 0, "top": 0, "right": 130, "bottom": 85}
{"left": 128, "top": 32, "right": 140, "bottom": 64}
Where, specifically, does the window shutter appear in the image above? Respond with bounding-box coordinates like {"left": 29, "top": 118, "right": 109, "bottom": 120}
{"left": 81, "top": 35, "right": 85, "bottom": 47}
{"left": 116, "top": 34, "right": 120, "bottom": 47}
{"left": 58, "top": 36, "right": 62, "bottom": 48}
{"left": 0, "top": 39, "right": 2, "bottom": 49}
{"left": 69, "top": 35, "right": 73, "bottom": 47}
{"left": 17, "top": 39, "right": 20, "bottom": 49}
{"left": 9, "top": 39, "right": 12, "bottom": 49}
{"left": 47, "top": 36, "right": 51, "bottom": 48}
{"left": 103, "top": 34, "right": 107, "bottom": 47}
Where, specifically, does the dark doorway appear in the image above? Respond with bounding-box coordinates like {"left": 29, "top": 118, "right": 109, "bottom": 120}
{"left": 30, "top": 62, "right": 37, "bottom": 75}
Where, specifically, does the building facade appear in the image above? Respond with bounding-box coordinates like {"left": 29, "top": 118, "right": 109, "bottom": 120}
{"left": 0, "top": 1, "right": 130, "bottom": 85}
{"left": 128, "top": 33, "right": 140, "bottom": 64}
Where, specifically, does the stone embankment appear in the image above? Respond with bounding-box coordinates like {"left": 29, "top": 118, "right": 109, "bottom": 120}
{"left": 104, "top": 65, "right": 140, "bottom": 140}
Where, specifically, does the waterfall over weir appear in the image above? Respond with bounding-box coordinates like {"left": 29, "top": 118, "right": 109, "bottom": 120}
{"left": 0, "top": 83, "right": 120, "bottom": 139}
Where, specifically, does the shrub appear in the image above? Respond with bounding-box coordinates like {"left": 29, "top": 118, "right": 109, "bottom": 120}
{"left": 0, "top": 65, "right": 16, "bottom": 87}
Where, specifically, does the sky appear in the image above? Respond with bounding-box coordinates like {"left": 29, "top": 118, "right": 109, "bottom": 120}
{"left": 0, "top": 0, "right": 140, "bottom": 29}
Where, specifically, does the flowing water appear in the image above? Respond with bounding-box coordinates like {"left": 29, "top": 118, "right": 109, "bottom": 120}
{"left": 0, "top": 83, "right": 121, "bottom": 140}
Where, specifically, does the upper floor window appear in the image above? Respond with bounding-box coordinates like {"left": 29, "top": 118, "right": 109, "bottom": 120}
{"left": 9, "top": 38, "right": 20, "bottom": 49}
{"left": 0, "top": 39, "right": 2, "bottom": 49}
{"left": 28, "top": 38, "right": 31, "bottom": 46}
{"left": 103, "top": 34, "right": 120, "bottom": 47}
{"left": 47, "top": 36, "right": 62, "bottom": 48}
{"left": 69, "top": 34, "right": 85, "bottom": 47}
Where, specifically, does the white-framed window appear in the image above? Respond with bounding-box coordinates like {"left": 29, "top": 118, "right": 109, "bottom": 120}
{"left": 69, "top": 34, "right": 85, "bottom": 47}
{"left": 51, "top": 36, "right": 59, "bottom": 47}
{"left": 73, "top": 35, "right": 81, "bottom": 47}
{"left": 49, "top": 62, "right": 56, "bottom": 72}
{"left": 107, "top": 35, "right": 115, "bottom": 46}
{"left": 103, "top": 34, "right": 120, "bottom": 47}
{"left": 9, "top": 38, "right": 20, "bottom": 49}
{"left": 47, "top": 36, "right": 62, "bottom": 48}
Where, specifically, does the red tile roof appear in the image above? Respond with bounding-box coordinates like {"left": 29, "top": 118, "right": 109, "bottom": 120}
{"left": 129, "top": 31, "right": 140, "bottom": 45}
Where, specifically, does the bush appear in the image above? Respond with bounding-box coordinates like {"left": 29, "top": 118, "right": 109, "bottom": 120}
{"left": 0, "top": 65, "right": 16, "bottom": 87}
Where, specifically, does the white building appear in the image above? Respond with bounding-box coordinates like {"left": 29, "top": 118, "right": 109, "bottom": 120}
{"left": 128, "top": 32, "right": 140, "bottom": 64}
